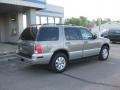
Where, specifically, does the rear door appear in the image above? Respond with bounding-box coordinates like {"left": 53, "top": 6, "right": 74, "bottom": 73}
{"left": 64, "top": 27, "right": 84, "bottom": 60}
{"left": 36, "top": 26, "right": 60, "bottom": 54}
{"left": 80, "top": 28, "right": 101, "bottom": 57}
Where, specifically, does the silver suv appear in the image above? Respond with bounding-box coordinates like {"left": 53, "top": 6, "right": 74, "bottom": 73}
{"left": 17, "top": 25, "right": 110, "bottom": 73}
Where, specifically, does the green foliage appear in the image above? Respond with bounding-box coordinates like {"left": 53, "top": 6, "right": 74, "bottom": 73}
{"left": 65, "top": 16, "right": 89, "bottom": 27}
{"left": 65, "top": 17, "right": 80, "bottom": 26}
{"left": 92, "top": 18, "right": 111, "bottom": 26}
{"left": 79, "top": 16, "right": 89, "bottom": 27}
{"left": 65, "top": 16, "right": 115, "bottom": 27}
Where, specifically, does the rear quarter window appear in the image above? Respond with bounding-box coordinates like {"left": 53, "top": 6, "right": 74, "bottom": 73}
{"left": 37, "top": 27, "right": 59, "bottom": 41}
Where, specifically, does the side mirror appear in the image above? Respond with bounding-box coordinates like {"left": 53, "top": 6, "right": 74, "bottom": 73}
{"left": 103, "top": 35, "right": 108, "bottom": 38}
{"left": 93, "top": 34, "right": 97, "bottom": 39}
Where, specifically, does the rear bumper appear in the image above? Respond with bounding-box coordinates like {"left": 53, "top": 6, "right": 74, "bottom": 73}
{"left": 16, "top": 53, "right": 53, "bottom": 64}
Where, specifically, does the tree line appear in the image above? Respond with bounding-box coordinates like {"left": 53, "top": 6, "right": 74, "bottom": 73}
{"left": 65, "top": 16, "right": 119, "bottom": 28}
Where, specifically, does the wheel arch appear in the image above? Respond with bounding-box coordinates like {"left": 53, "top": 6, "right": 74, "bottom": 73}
{"left": 99, "top": 43, "right": 110, "bottom": 60}
{"left": 101, "top": 43, "right": 110, "bottom": 50}
{"left": 50, "top": 49, "right": 69, "bottom": 62}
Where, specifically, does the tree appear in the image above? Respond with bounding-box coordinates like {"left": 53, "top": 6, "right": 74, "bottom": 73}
{"left": 65, "top": 16, "right": 90, "bottom": 27}
{"left": 65, "top": 17, "right": 80, "bottom": 25}
{"left": 92, "top": 18, "right": 111, "bottom": 26}
{"left": 65, "top": 17, "right": 113, "bottom": 27}
{"left": 79, "top": 16, "right": 89, "bottom": 27}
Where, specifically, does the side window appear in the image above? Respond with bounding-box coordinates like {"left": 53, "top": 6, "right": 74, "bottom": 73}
{"left": 37, "top": 27, "right": 59, "bottom": 41}
{"left": 80, "top": 28, "right": 93, "bottom": 40}
{"left": 64, "top": 27, "right": 82, "bottom": 40}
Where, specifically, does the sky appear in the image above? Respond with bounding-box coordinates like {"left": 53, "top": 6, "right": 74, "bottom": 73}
{"left": 47, "top": 0, "right": 120, "bottom": 20}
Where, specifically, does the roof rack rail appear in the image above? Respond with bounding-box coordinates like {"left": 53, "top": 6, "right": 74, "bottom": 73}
{"left": 29, "top": 23, "right": 76, "bottom": 27}
{"left": 29, "top": 24, "right": 43, "bottom": 26}
{"left": 29, "top": 23, "right": 55, "bottom": 26}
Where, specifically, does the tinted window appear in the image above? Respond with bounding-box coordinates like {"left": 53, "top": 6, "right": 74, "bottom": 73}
{"left": 37, "top": 27, "right": 59, "bottom": 41}
{"left": 80, "top": 28, "right": 93, "bottom": 40}
{"left": 109, "top": 29, "right": 120, "bottom": 34}
{"left": 20, "top": 27, "right": 38, "bottom": 41}
{"left": 64, "top": 27, "right": 82, "bottom": 40}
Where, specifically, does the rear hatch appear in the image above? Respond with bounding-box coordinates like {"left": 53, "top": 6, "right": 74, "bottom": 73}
{"left": 18, "top": 26, "right": 59, "bottom": 58}
{"left": 18, "top": 27, "right": 37, "bottom": 58}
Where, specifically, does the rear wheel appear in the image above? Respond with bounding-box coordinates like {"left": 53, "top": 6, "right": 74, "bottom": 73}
{"left": 49, "top": 53, "right": 68, "bottom": 73}
{"left": 99, "top": 46, "right": 109, "bottom": 61}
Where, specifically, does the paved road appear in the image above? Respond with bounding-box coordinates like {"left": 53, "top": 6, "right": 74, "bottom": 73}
{"left": 0, "top": 44, "right": 120, "bottom": 90}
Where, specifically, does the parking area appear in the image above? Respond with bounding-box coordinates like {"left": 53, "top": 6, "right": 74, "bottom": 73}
{"left": 0, "top": 44, "right": 120, "bottom": 90}
{"left": 0, "top": 43, "right": 17, "bottom": 55}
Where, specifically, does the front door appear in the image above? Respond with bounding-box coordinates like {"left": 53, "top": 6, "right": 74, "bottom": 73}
{"left": 80, "top": 28, "right": 101, "bottom": 57}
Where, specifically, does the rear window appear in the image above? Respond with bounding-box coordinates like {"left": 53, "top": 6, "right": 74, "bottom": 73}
{"left": 20, "top": 27, "right": 38, "bottom": 41}
{"left": 37, "top": 27, "right": 59, "bottom": 41}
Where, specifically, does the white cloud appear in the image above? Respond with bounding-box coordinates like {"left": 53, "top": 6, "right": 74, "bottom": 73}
{"left": 47, "top": 0, "right": 120, "bottom": 20}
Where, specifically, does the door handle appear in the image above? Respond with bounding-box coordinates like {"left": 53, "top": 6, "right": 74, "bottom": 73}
{"left": 65, "top": 42, "right": 71, "bottom": 45}
{"left": 84, "top": 41, "right": 88, "bottom": 44}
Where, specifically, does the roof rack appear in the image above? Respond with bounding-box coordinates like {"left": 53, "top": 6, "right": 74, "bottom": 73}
{"left": 29, "top": 23, "right": 76, "bottom": 27}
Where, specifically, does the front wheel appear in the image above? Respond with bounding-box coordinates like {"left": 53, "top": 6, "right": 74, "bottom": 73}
{"left": 49, "top": 53, "right": 68, "bottom": 73}
{"left": 99, "top": 46, "right": 109, "bottom": 61}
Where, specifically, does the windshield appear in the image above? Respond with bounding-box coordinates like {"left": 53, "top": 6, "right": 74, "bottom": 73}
{"left": 20, "top": 27, "right": 38, "bottom": 41}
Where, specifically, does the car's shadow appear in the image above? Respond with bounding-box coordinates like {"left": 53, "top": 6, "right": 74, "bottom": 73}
{"left": 68, "top": 56, "right": 100, "bottom": 70}
{"left": 20, "top": 56, "right": 101, "bottom": 74}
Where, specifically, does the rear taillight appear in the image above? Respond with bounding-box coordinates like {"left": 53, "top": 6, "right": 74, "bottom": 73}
{"left": 34, "top": 43, "right": 42, "bottom": 54}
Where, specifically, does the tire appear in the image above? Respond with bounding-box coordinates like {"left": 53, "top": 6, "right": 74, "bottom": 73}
{"left": 99, "top": 46, "right": 109, "bottom": 61}
{"left": 49, "top": 53, "right": 68, "bottom": 73}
